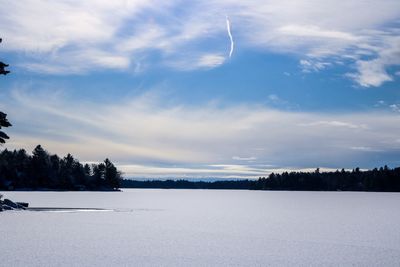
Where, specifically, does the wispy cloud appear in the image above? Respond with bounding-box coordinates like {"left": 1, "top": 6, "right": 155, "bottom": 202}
{"left": 3, "top": 87, "right": 400, "bottom": 177}
{"left": 390, "top": 104, "right": 400, "bottom": 113}
{"left": 299, "top": 59, "right": 332, "bottom": 73}
{"left": 232, "top": 156, "right": 257, "bottom": 161}
{"left": 1, "top": 0, "right": 399, "bottom": 86}
{"left": 350, "top": 146, "right": 382, "bottom": 152}
{"left": 278, "top": 25, "right": 358, "bottom": 41}
{"left": 373, "top": 100, "right": 400, "bottom": 113}
{"left": 226, "top": 15, "right": 234, "bottom": 58}
{"left": 346, "top": 35, "right": 400, "bottom": 87}
{"left": 195, "top": 54, "right": 226, "bottom": 68}
{"left": 298, "top": 121, "right": 368, "bottom": 129}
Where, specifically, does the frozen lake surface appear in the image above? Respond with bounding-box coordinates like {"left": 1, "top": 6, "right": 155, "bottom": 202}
{"left": 1, "top": 189, "right": 400, "bottom": 266}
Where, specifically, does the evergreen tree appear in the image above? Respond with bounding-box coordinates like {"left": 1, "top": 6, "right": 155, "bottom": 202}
{"left": 104, "top": 158, "right": 121, "bottom": 189}
{"left": 30, "top": 145, "right": 51, "bottom": 187}
{"left": 92, "top": 163, "right": 105, "bottom": 188}
{"left": 0, "top": 39, "right": 11, "bottom": 144}
{"left": 0, "top": 112, "right": 11, "bottom": 144}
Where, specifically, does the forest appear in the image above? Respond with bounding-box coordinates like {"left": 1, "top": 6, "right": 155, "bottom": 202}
{"left": 121, "top": 179, "right": 253, "bottom": 190}
{"left": 252, "top": 167, "right": 400, "bottom": 191}
{"left": 121, "top": 166, "right": 400, "bottom": 192}
{"left": 1, "top": 145, "right": 400, "bottom": 191}
{"left": 0, "top": 145, "right": 121, "bottom": 191}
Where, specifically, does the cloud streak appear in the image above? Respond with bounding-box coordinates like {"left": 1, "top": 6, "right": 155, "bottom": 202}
{"left": 0, "top": 1, "right": 399, "bottom": 86}
{"left": 226, "top": 15, "right": 234, "bottom": 58}
{"left": 3, "top": 87, "right": 400, "bottom": 178}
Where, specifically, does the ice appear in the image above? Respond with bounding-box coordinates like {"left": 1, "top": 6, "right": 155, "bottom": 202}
{"left": 1, "top": 190, "right": 400, "bottom": 266}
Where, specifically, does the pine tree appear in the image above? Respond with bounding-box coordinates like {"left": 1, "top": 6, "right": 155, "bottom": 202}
{"left": 0, "top": 112, "right": 11, "bottom": 144}
{"left": 104, "top": 158, "right": 121, "bottom": 189}
{"left": 0, "top": 39, "right": 11, "bottom": 144}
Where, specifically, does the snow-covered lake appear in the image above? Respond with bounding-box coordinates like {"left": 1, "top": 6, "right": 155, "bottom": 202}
{"left": 1, "top": 189, "right": 400, "bottom": 266}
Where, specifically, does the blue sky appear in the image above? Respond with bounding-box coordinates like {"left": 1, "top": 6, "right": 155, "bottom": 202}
{"left": 1, "top": 1, "right": 400, "bottom": 178}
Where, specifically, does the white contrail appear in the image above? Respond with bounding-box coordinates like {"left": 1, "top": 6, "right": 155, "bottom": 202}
{"left": 226, "top": 15, "right": 234, "bottom": 58}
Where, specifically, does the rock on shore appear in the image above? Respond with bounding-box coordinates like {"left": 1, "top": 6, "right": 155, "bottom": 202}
{"left": 0, "top": 196, "right": 28, "bottom": 211}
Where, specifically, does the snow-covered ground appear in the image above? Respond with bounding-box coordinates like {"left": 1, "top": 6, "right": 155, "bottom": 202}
{"left": 1, "top": 189, "right": 400, "bottom": 266}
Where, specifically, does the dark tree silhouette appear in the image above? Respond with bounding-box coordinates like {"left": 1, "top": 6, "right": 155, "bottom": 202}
{"left": 251, "top": 167, "right": 400, "bottom": 192}
{"left": 0, "top": 112, "right": 11, "bottom": 144}
{"left": 0, "top": 38, "right": 11, "bottom": 144}
{"left": 104, "top": 158, "right": 121, "bottom": 189}
{"left": 0, "top": 38, "right": 10, "bottom": 75}
{"left": 0, "top": 145, "right": 122, "bottom": 190}
{"left": 121, "top": 166, "right": 400, "bottom": 192}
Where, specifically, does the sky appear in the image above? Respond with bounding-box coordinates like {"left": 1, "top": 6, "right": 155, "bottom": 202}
{"left": 1, "top": 0, "right": 400, "bottom": 179}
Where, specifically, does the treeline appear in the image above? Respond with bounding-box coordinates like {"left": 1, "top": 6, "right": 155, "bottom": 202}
{"left": 0, "top": 145, "right": 121, "bottom": 191}
{"left": 254, "top": 167, "right": 400, "bottom": 191}
{"left": 122, "top": 166, "right": 400, "bottom": 192}
{"left": 121, "top": 179, "right": 253, "bottom": 190}
{"left": 1, "top": 144, "right": 400, "bottom": 192}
